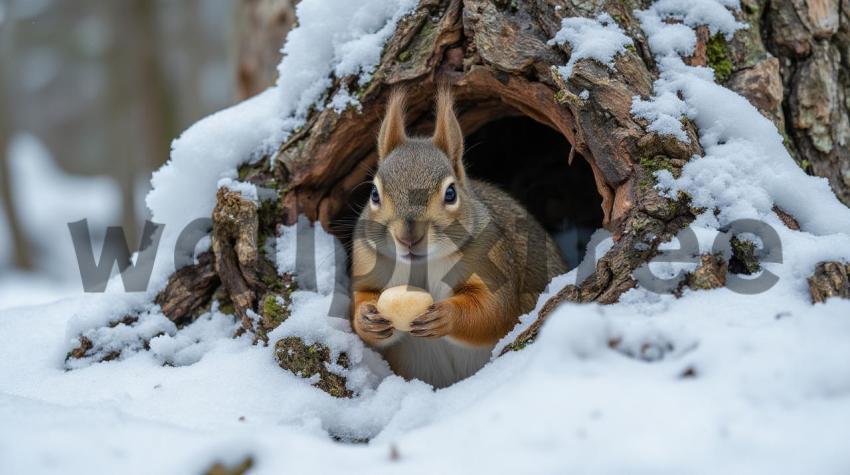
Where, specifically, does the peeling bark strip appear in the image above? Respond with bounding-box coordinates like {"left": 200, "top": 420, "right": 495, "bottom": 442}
{"left": 155, "top": 251, "right": 220, "bottom": 324}
{"left": 210, "top": 187, "right": 297, "bottom": 342}
{"left": 212, "top": 189, "right": 261, "bottom": 334}
{"left": 809, "top": 261, "right": 850, "bottom": 303}
{"left": 686, "top": 254, "right": 728, "bottom": 291}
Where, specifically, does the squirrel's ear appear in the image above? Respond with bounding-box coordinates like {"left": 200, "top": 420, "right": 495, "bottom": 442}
{"left": 432, "top": 86, "right": 465, "bottom": 181}
{"left": 378, "top": 89, "right": 408, "bottom": 160}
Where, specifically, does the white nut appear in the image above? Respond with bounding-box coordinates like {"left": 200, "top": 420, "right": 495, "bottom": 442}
{"left": 376, "top": 285, "right": 434, "bottom": 332}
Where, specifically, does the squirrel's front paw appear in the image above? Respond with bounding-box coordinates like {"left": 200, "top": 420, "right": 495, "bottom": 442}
{"left": 357, "top": 303, "right": 394, "bottom": 341}
{"left": 410, "top": 302, "right": 454, "bottom": 338}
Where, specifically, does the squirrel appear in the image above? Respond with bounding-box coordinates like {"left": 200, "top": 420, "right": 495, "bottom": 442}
{"left": 351, "top": 87, "right": 567, "bottom": 388}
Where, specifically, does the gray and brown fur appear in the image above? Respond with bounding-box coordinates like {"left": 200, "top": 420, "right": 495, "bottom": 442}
{"left": 351, "top": 87, "right": 566, "bottom": 387}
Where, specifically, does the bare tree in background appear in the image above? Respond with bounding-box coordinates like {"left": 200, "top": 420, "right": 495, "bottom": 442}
{"left": 236, "top": 0, "right": 298, "bottom": 100}
{"left": 0, "top": 1, "right": 32, "bottom": 269}
{"left": 104, "top": 0, "right": 180, "bottom": 242}
{"left": 2, "top": 0, "right": 236, "bottom": 272}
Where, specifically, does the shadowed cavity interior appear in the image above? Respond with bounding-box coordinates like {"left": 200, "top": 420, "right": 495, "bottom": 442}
{"left": 463, "top": 116, "right": 604, "bottom": 268}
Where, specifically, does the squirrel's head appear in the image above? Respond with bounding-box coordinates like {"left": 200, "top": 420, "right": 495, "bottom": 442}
{"left": 363, "top": 87, "right": 475, "bottom": 261}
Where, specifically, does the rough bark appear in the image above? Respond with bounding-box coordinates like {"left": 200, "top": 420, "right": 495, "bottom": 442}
{"left": 686, "top": 254, "right": 729, "bottom": 291}
{"left": 808, "top": 261, "right": 850, "bottom": 303}
{"left": 716, "top": 0, "right": 850, "bottom": 206}
{"left": 154, "top": 251, "right": 220, "bottom": 325}
{"left": 69, "top": 0, "right": 850, "bottom": 394}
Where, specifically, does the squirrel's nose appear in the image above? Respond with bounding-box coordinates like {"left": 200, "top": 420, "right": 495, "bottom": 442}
{"left": 398, "top": 219, "right": 425, "bottom": 248}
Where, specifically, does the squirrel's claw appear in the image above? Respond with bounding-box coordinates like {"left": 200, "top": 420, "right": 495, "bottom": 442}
{"left": 358, "top": 303, "right": 394, "bottom": 340}
{"left": 409, "top": 303, "right": 453, "bottom": 338}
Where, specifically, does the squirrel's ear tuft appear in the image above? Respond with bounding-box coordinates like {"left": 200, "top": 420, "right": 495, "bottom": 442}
{"left": 432, "top": 86, "right": 465, "bottom": 181}
{"left": 378, "top": 89, "right": 408, "bottom": 160}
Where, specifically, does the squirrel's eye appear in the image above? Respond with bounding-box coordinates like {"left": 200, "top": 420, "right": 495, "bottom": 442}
{"left": 444, "top": 184, "right": 457, "bottom": 204}
{"left": 370, "top": 185, "right": 380, "bottom": 204}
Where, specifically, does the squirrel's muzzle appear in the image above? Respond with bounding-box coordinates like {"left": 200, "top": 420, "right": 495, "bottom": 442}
{"left": 396, "top": 219, "right": 427, "bottom": 251}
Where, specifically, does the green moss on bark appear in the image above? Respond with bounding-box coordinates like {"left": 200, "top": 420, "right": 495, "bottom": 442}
{"left": 639, "top": 155, "right": 677, "bottom": 188}
{"left": 729, "top": 236, "right": 760, "bottom": 275}
{"left": 274, "top": 337, "right": 353, "bottom": 398}
{"left": 706, "top": 33, "right": 733, "bottom": 83}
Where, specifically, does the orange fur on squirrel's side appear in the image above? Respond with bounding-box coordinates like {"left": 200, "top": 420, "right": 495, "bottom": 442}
{"left": 443, "top": 276, "right": 518, "bottom": 347}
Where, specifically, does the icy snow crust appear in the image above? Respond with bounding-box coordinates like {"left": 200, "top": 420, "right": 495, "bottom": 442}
{"left": 2, "top": 0, "right": 850, "bottom": 473}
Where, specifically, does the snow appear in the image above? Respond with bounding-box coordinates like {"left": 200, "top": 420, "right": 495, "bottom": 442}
{"left": 274, "top": 0, "right": 419, "bottom": 127}
{"left": 3, "top": 282, "right": 850, "bottom": 473}
{"left": 217, "top": 178, "right": 259, "bottom": 203}
{"left": 630, "top": 90, "right": 692, "bottom": 142}
{"left": 548, "top": 13, "right": 633, "bottom": 79}
{"left": 633, "top": 1, "right": 850, "bottom": 237}
{"left": 0, "top": 134, "right": 121, "bottom": 309}
{"left": 276, "top": 218, "right": 348, "bottom": 298}
{"left": 147, "top": 306, "right": 243, "bottom": 367}
{"left": 3, "top": 0, "right": 850, "bottom": 473}
{"left": 651, "top": 63, "right": 850, "bottom": 235}
{"left": 145, "top": 88, "right": 283, "bottom": 290}
{"left": 0, "top": 272, "right": 79, "bottom": 311}
{"left": 638, "top": 0, "right": 747, "bottom": 39}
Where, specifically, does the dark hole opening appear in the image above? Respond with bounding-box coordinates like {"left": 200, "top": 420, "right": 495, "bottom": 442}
{"left": 463, "top": 116, "right": 604, "bottom": 268}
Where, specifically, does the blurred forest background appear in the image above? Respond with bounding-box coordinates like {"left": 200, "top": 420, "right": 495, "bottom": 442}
{"left": 0, "top": 0, "right": 294, "bottom": 303}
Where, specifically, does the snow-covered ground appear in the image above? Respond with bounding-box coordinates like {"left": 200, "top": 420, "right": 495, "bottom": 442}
{"left": 2, "top": 0, "right": 850, "bottom": 473}
{"left": 3, "top": 287, "right": 850, "bottom": 474}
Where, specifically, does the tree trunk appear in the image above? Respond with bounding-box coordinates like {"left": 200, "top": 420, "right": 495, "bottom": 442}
{"left": 0, "top": 4, "right": 33, "bottom": 270}
{"left": 729, "top": 0, "right": 850, "bottom": 206}
{"left": 235, "top": 0, "right": 299, "bottom": 100}
{"left": 137, "top": 0, "right": 704, "bottom": 387}
{"left": 70, "top": 0, "right": 850, "bottom": 394}
{"left": 133, "top": 0, "right": 178, "bottom": 173}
